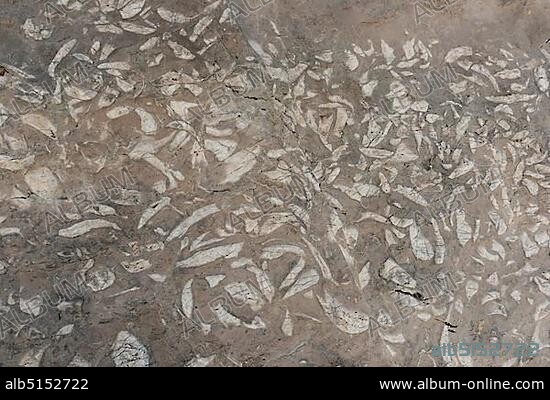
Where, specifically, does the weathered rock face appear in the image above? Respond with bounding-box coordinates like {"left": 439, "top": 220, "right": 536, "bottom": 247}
{"left": 0, "top": 0, "right": 549, "bottom": 367}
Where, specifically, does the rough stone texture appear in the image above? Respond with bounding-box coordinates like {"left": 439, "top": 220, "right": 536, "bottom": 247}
{"left": 0, "top": 0, "right": 549, "bottom": 367}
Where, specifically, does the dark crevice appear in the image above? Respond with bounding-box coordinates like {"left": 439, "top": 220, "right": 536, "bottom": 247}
{"left": 435, "top": 318, "right": 458, "bottom": 330}
{"left": 393, "top": 289, "right": 428, "bottom": 305}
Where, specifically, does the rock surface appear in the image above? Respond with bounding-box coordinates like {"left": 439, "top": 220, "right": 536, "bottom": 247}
{"left": 0, "top": 0, "right": 549, "bottom": 366}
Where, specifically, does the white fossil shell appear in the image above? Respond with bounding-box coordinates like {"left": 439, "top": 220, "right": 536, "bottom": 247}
{"left": 281, "top": 310, "right": 293, "bottom": 336}
{"left": 21, "top": 114, "right": 57, "bottom": 138}
{"left": 58, "top": 220, "right": 121, "bottom": 238}
{"left": 409, "top": 221, "right": 434, "bottom": 261}
{"left": 19, "top": 348, "right": 47, "bottom": 367}
{"left": 86, "top": 268, "right": 116, "bottom": 292}
{"left": 111, "top": 331, "right": 150, "bottom": 367}
{"left": 283, "top": 269, "right": 319, "bottom": 299}
{"left": 186, "top": 355, "right": 216, "bottom": 367}
{"left": 181, "top": 279, "right": 194, "bottom": 319}
{"left": 119, "top": 0, "right": 145, "bottom": 19}
{"left": 176, "top": 243, "right": 243, "bottom": 268}
{"left": 121, "top": 259, "right": 151, "bottom": 273}
{"left": 445, "top": 46, "right": 472, "bottom": 63}
{"left": 317, "top": 291, "right": 370, "bottom": 334}
{"left": 24, "top": 167, "right": 58, "bottom": 199}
